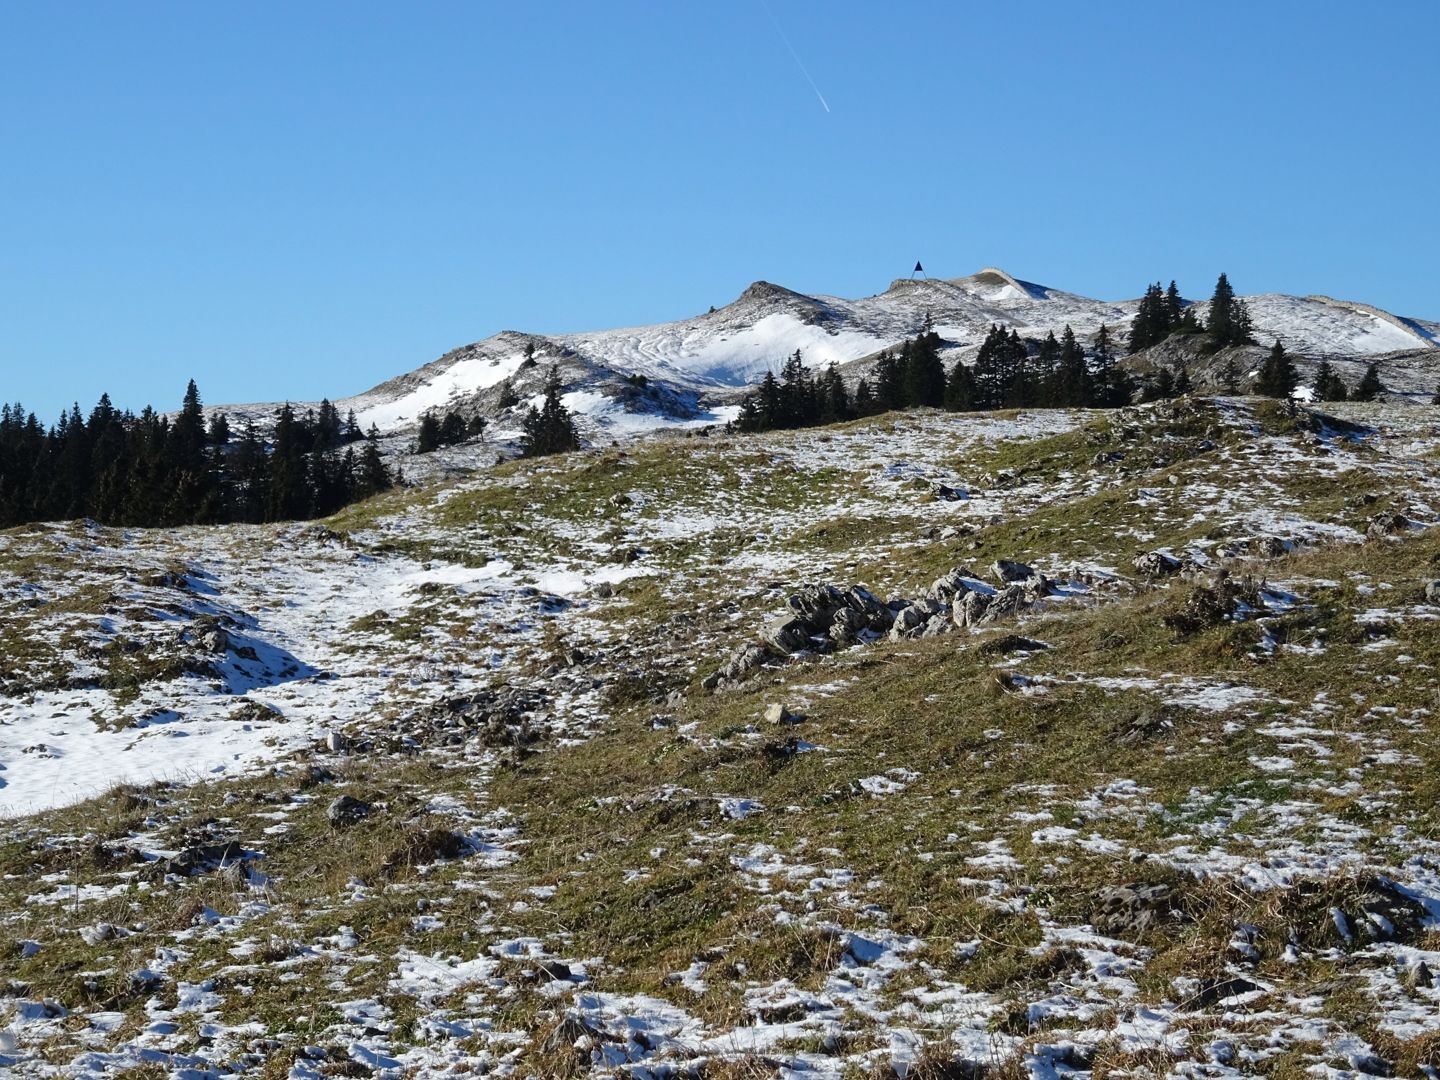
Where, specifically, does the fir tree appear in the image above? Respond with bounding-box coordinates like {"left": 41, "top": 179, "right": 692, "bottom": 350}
{"left": 1311, "top": 359, "right": 1348, "bottom": 402}
{"left": 415, "top": 411, "right": 443, "bottom": 454}
{"left": 853, "top": 379, "right": 875, "bottom": 416}
{"left": 1255, "top": 340, "right": 1299, "bottom": 398}
{"left": 944, "top": 360, "right": 976, "bottom": 411}
{"left": 1221, "top": 356, "right": 1242, "bottom": 394}
{"left": 1206, "top": 273, "right": 1254, "bottom": 351}
{"left": 519, "top": 366, "right": 581, "bottom": 457}
{"left": 1353, "top": 362, "right": 1384, "bottom": 402}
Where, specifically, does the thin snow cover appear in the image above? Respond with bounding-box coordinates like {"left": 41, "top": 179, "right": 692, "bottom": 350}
{"left": 0, "top": 522, "right": 602, "bottom": 816}
{"left": 558, "top": 389, "right": 738, "bottom": 435}
{"left": 357, "top": 347, "right": 528, "bottom": 429}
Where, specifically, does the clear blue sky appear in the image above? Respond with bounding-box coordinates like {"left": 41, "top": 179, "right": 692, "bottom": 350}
{"left": 2, "top": 1, "right": 1436, "bottom": 419}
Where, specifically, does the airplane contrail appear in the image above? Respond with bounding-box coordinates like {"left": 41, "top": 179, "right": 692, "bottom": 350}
{"left": 758, "top": 0, "right": 830, "bottom": 113}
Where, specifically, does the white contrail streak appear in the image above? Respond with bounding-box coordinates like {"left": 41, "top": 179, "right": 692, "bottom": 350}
{"left": 758, "top": 0, "right": 830, "bottom": 113}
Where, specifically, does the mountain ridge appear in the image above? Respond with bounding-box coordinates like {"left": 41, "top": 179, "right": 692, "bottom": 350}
{"left": 208, "top": 268, "right": 1439, "bottom": 444}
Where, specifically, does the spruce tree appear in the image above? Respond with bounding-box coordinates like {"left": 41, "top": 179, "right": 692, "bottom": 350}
{"left": 1255, "top": 340, "right": 1299, "bottom": 398}
{"left": 1354, "top": 362, "right": 1384, "bottom": 402}
{"left": 871, "top": 351, "right": 903, "bottom": 412}
{"left": 1206, "top": 273, "right": 1254, "bottom": 351}
{"left": 1311, "top": 359, "right": 1347, "bottom": 402}
{"left": 1221, "top": 356, "right": 1242, "bottom": 394}
{"left": 853, "top": 379, "right": 875, "bottom": 416}
{"left": 519, "top": 367, "right": 581, "bottom": 457}
{"left": 943, "top": 360, "right": 976, "bottom": 411}
{"left": 415, "top": 412, "right": 443, "bottom": 453}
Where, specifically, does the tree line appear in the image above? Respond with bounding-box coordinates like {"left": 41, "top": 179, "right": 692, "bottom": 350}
{"left": 733, "top": 324, "right": 1134, "bottom": 434}
{"left": 1129, "top": 273, "right": 1254, "bottom": 353}
{"left": 0, "top": 381, "right": 393, "bottom": 529}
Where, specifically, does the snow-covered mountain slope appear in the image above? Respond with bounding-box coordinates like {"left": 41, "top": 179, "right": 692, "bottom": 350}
{"left": 214, "top": 268, "right": 1437, "bottom": 440}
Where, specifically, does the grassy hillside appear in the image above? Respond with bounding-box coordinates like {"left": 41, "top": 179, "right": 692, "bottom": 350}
{"left": 3, "top": 397, "right": 1440, "bottom": 1078}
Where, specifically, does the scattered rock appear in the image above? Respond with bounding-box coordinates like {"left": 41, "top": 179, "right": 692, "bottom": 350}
{"left": 764, "top": 703, "right": 801, "bottom": 725}
{"left": 978, "top": 584, "right": 1028, "bottom": 624}
{"left": 1367, "top": 511, "right": 1416, "bottom": 538}
{"left": 144, "top": 840, "right": 247, "bottom": 880}
{"left": 1092, "top": 883, "right": 1176, "bottom": 939}
{"left": 1133, "top": 550, "right": 1181, "bottom": 578}
{"left": 976, "top": 634, "right": 1049, "bottom": 656}
{"left": 702, "top": 642, "right": 776, "bottom": 691}
{"left": 327, "top": 795, "right": 376, "bottom": 827}
{"left": 229, "top": 699, "right": 279, "bottom": 724}
{"left": 763, "top": 615, "right": 815, "bottom": 654}
{"left": 992, "top": 559, "right": 1036, "bottom": 583}
{"left": 1191, "top": 976, "right": 1263, "bottom": 1008}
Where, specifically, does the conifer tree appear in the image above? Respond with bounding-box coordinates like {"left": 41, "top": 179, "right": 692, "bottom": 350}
{"left": 1221, "top": 356, "right": 1242, "bottom": 394}
{"left": 415, "top": 411, "right": 443, "bottom": 453}
{"left": 871, "top": 351, "right": 903, "bottom": 412}
{"left": 1255, "top": 340, "right": 1299, "bottom": 398}
{"left": 944, "top": 360, "right": 976, "bottom": 411}
{"left": 853, "top": 379, "right": 875, "bottom": 416}
{"left": 519, "top": 367, "right": 582, "bottom": 457}
{"left": 1353, "top": 362, "right": 1384, "bottom": 402}
{"left": 1206, "top": 273, "right": 1255, "bottom": 351}
{"left": 1311, "top": 359, "right": 1348, "bottom": 402}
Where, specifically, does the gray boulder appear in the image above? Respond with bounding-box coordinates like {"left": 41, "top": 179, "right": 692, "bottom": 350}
{"left": 1424, "top": 581, "right": 1440, "bottom": 604}
{"left": 841, "top": 585, "right": 887, "bottom": 616}
{"left": 787, "top": 584, "right": 845, "bottom": 622}
{"left": 978, "top": 584, "right": 1028, "bottom": 624}
{"left": 927, "top": 569, "right": 973, "bottom": 603}
{"left": 1092, "top": 883, "right": 1174, "bottom": 939}
{"left": 992, "top": 559, "right": 1036, "bottom": 583}
{"left": 1367, "top": 511, "right": 1416, "bottom": 538}
{"left": 920, "top": 613, "right": 954, "bottom": 638}
{"left": 763, "top": 616, "right": 814, "bottom": 654}
{"left": 702, "top": 642, "right": 774, "bottom": 690}
{"left": 1133, "top": 551, "right": 1181, "bottom": 578}
{"left": 954, "top": 591, "right": 992, "bottom": 628}
{"left": 327, "top": 795, "right": 375, "bottom": 827}
{"left": 888, "top": 604, "right": 928, "bottom": 640}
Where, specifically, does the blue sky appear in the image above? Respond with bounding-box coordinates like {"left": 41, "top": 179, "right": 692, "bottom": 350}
{"left": 2, "top": 1, "right": 1436, "bottom": 418}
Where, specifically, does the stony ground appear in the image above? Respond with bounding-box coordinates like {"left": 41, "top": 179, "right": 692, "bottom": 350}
{"left": 4, "top": 396, "right": 1440, "bottom": 1079}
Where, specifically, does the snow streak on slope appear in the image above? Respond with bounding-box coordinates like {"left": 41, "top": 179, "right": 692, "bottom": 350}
{"left": 208, "top": 268, "right": 1437, "bottom": 439}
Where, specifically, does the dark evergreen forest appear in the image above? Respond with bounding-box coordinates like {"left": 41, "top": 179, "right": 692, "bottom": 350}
{"left": 0, "top": 381, "right": 392, "bottom": 528}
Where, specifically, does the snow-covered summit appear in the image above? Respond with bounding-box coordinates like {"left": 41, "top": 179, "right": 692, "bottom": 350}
{"left": 215, "top": 268, "right": 1438, "bottom": 440}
